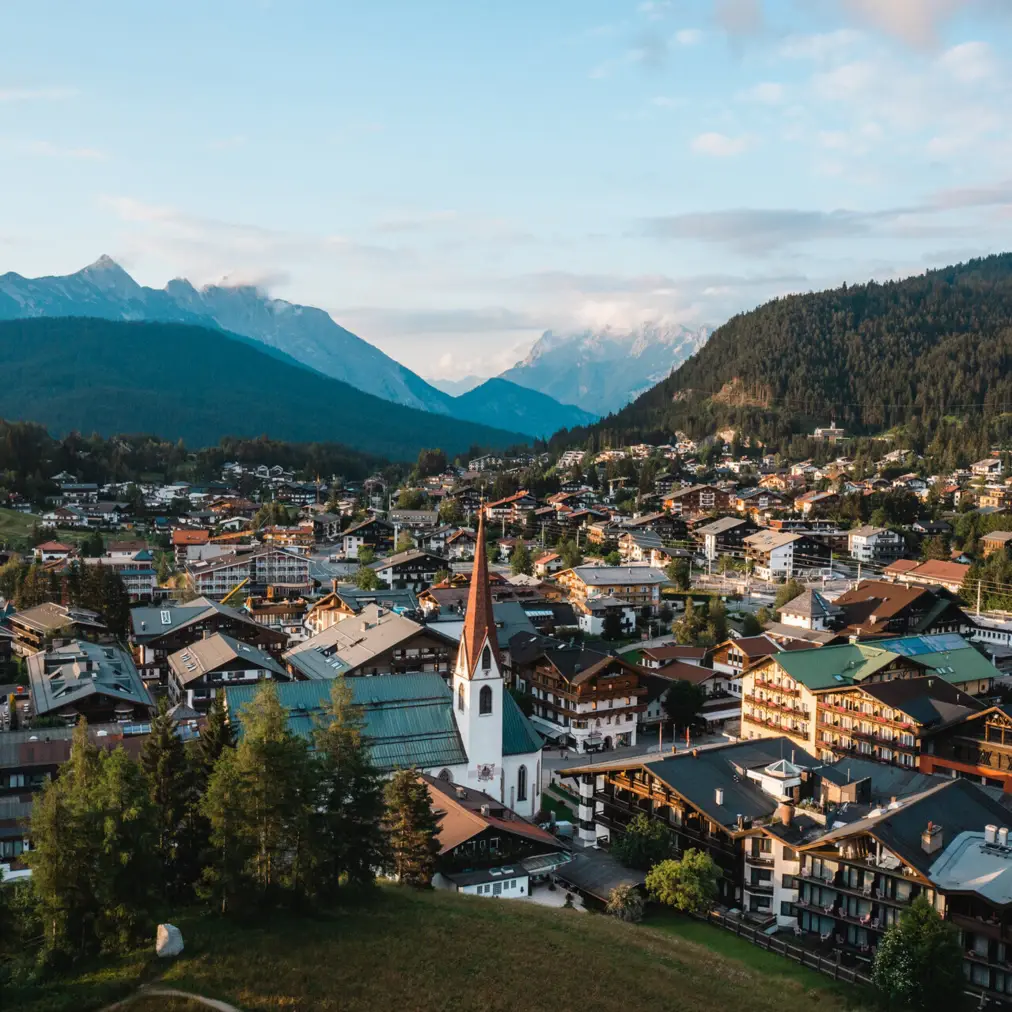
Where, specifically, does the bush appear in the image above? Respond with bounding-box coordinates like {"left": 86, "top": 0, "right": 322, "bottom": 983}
{"left": 606, "top": 884, "right": 644, "bottom": 923}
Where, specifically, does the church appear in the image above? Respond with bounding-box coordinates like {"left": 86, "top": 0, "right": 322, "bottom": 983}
{"left": 225, "top": 513, "right": 545, "bottom": 819}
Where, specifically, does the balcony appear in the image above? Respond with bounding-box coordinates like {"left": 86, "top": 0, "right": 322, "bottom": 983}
{"left": 819, "top": 701, "right": 916, "bottom": 732}
{"left": 746, "top": 880, "right": 775, "bottom": 895}
{"left": 745, "top": 851, "right": 775, "bottom": 867}
{"left": 753, "top": 677, "right": 800, "bottom": 697}
{"left": 744, "top": 694, "right": 810, "bottom": 718}
{"left": 744, "top": 713, "right": 808, "bottom": 737}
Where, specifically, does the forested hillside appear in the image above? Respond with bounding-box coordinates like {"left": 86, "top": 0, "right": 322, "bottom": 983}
{"left": 559, "top": 254, "right": 1012, "bottom": 461}
{"left": 0, "top": 317, "right": 526, "bottom": 461}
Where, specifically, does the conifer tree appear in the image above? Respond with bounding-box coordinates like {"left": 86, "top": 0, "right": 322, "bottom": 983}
{"left": 200, "top": 683, "right": 315, "bottom": 911}
{"left": 313, "top": 678, "right": 386, "bottom": 894}
{"left": 195, "top": 693, "right": 236, "bottom": 782}
{"left": 141, "top": 698, "right": 196, "bottom": 898}
{"left": 383, "top": 769, "right": 441, "bottom": 888}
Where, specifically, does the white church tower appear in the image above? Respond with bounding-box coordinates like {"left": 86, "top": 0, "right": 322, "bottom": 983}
{"left": 452, "top": 510, "right": 504, "bottom": 798}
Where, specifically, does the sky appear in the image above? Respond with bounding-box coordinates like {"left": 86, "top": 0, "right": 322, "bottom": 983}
{"left": 2, "top": 0, "right": 1012, "bottom": 381}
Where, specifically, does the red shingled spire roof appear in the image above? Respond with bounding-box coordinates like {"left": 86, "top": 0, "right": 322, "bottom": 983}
{"left": 459, "top": 510, "right": 501, "bottom": 678}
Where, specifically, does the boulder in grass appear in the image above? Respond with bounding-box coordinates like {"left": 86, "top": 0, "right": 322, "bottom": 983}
{"left": 156, "top": 922, "right": 184, "bottom": 957}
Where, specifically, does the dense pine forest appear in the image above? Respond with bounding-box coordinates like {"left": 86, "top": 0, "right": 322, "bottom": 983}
{"left": 556, "top": 253, "right": 1012, "bottom": 464}
{"left": 0, "top": 420, "right": 395, "bottom": 502}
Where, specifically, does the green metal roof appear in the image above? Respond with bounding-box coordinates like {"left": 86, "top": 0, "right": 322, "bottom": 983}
{"left": 773, "top": 643, "right": 903, "bottom": 690}
{"left": 225, "top": 672, "right": 542, "bottom": 772}
{"left": 502, "top": 690, "right": 544, "bottom": 756}
{"left": 772, "top": 634, "right": 997, "bottom": 691}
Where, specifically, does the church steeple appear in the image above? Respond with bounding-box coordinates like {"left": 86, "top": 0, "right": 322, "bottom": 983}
{"left": 459, "top": 509, "right": 500, "bottom": 679}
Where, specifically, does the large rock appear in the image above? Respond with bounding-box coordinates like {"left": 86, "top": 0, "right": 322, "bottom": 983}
{"left": 156, "top": 922, "right": 184, "bottom": 958}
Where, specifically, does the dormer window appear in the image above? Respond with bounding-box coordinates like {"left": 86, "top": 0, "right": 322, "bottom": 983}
{"left": 481, "top": 644, "right": 492, "bottom": 671}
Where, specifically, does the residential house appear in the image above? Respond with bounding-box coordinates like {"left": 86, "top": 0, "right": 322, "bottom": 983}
{"left": 26, "top": 640, "right": 153, "bottom": 725}
{"left": 185, "top": 546, "right": 312, "bottom": 600}
{"left": 830, "top": 581, "right": 970, "bottom": 638}
{"left": 33, "top": 541, "right": 74, "bottom": 563}
{"left": 84, "top": 549, "right": 159, "bottom": 603}
{"left": 663, "top": 484, "right": 735, "bottom": 516}
{"left": 847, "top": 526, "right": 905, "bottom": 564}
{"left": 883, "top": 559, "right": 970, "bottom": 594}
{"left": 639, "top": 644, "right": 711, "bottom": 669}
{"left": 617, "top": 530, "right": 671, "bottom": 566}
{"left": 779, "top": 589, "right": 842, "bottom": 631}
{"left": 8, "top": 602, "right": 108, "bottom": 656}
{"left": 695, "top": 516, "right": 758, "bottom": 562}
{"left": 533, "top": 551, "right": 564, "bottom": 577}
{"left": 171, "top": 528, "right": 210, "bottom": 565}
{"left": 734, "top": 487, "right": 792, "bottom": 515}
{"left": 576, "top": 595, "right": 637, "bottom": 637}
{"left": 445, "top": 528, "right": 478, "bottom": 560}
{"left": 982, "top": 531, "right": 1012, "bottom": 558}
{"left": 427, "top": 775, "right": 568, "bottom": 897}
{"left": 711, "top": 635, "right": 782, "bottom": 697}
{"left": 483, "top": 491, "right": 537, "bottom": 524}
{"left": 284, "top": 603, "right": 458, "bottom": 679}
{"left": 303, "top": 585, "right": 419, "bottom": 636}
{"left": 511, "top": 643, "right": 645, "bottom": 752}
{"left": 972, "top": 458, "right": 1003, "bottom": 479}
{"left": 554, "top": 564, "right": 669, "bottom": 611}
{"left": 740, "top": 634, "right": 996, "bottom": 761}
{"left": 369, "top": 548, "right": 448, "bottom": 592}
{"left": 130, "top": 597, "right": 287, "bottom": 682}
{"left": 744, "top": 531, "right": 830, "bottom": 580}
{"left": 167, "top": 632, "right": 289, "bottom": 713}
{"left": 341, "top": 516, "right": 395, "bottom": 559}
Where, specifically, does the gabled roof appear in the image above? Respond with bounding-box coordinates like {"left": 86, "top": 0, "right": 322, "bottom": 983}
{"left": 168, "top": 632, "right": 287, "bottom": 685}
{"left": 423, "top": 774, "right": 559, "bottom": 853}
{"left": 781, "top": 588, "right": 841, "bottom": 621}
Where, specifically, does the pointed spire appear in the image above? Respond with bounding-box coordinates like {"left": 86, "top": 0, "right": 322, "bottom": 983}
{"left": 460, "top": 508, "right": 500, "bottom": 678}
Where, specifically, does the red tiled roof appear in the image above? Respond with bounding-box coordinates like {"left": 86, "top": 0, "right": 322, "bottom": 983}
{"left": 36, "top": 541, "right": 73, "bottom": 552}
{"left": 172, "top": 529, "right": 210, "bottom": 546}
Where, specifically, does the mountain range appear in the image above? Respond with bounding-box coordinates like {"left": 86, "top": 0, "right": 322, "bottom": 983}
{"left": 0, "top": 317, "right": 528, "bottom": 460}
{"left": 562, "top": 253, "right": 1012, "bottom": 460}
{"left": 0, "top": 257, "right": 594, "bottom": 440}
{"left": 499, "top": 323, "right": 711, "bottom": 417}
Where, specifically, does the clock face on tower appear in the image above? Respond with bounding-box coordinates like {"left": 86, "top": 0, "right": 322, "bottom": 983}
{"left": 476, "top": 763, "right": 495, "bottom": 782}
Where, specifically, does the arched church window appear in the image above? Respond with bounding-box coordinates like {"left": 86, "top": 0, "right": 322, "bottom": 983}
{"left": 479, "top": 684, "right": 493, "bottom": 714}
{"left": 457, "top": 684, "right": 464, "bottom": 712}
{"left": 481, "top": 644, "right": 492, "bottom": 671}
{"left": 517, "top": 764, "right": 528, "bottom": 802}
{"left": 438, "top": 768, "right": 452, "bottom": 782}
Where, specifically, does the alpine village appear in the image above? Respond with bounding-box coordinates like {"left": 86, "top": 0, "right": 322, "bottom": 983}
{"left": 9, "top": 7, "right": 1012, "bottom": 1002}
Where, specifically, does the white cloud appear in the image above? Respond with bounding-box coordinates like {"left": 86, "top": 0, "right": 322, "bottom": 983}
{"left": 652, "top": 95, "right": 687, "bottom": 108}
{"left": 779, "top": 29, "right": 864, "bottom": 62}
{"left": 0, "top": 87, "right": 77, "bottom": 102}
{"left": 938, "top": 41, "right": 996, "bottom": 83}
{"left": 675, "top": 28, "right": 703, "bottom": 45}
{"left": 690, "top": 131, "right": 753, "bottom": 156}
{"left": 813, "top": 60, "right": 877, "bottom": 99}
{"left": 737, "top": 81, "right": 784, "bottom": 103}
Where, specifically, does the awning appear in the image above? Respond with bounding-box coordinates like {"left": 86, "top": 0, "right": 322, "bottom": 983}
{"left": 522, "top": 852, "right": 573, "bottom": 875}
{"left": 529, "top": 716, "right": 569, "bottom": 741}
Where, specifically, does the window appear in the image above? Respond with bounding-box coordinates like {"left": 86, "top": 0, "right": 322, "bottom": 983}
{"left": 482, "top": 644, "right": 492, "bottom": 671}
{"left": 517, "top": 765, "right": 528, "bottom": 802}
{"left": 458, "top": 684, "right": 464, "bottom": 712}
{"left": 438, "top": 768, "right": 452, "bottom": 782}
{"left": 780, "top": 901, "right": 797, "bottom": 917}
{"left": 479, "top": 685, "right": 493, "bottom": 715}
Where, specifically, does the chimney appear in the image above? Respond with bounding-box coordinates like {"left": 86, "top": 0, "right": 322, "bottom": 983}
{"left": 332, "top": 578, "right": 339, "bottom": 593}
{"left": 778, "top": 802, "right": 794, "bottom": 827}
{"left": 921, "top": 821, "right": 944, "bottom": 855}
{"left": 1000, "top": 827, "right": 1010, "bottom": 848}
{"left": 455, "top": 786, "right": 467, "bottom": 800}
{"left": 985, "top": 824, "right": 998, "bottom": 845}
{"left": 715, "top": 787, "right": 724, "bottom": 806}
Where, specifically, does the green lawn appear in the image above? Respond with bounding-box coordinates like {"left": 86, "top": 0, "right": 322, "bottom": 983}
{"left": 646, "top": 913, "right": 857, "bottom": 999}
{"left": 11, "top": 887, "right": 868, "bottom": 1012}
{"left": 0, "top": 507, "right": 149, "bottom": 551}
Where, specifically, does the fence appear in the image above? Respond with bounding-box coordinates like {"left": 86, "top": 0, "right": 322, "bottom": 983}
{"left": 703, "top": 909, "right": 874, "bottom": 987}
{"left": 702, "top": 910, "right": 1003, "bottom": 1008}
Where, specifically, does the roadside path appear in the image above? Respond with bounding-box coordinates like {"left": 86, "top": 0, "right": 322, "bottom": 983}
{"left": 104, "top": 986, "right": 242, "bottom": 1012}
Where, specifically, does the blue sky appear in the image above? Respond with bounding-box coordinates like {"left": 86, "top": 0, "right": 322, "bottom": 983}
{"left": 2, "top": 0, "right": 1011, "bottom": 379}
